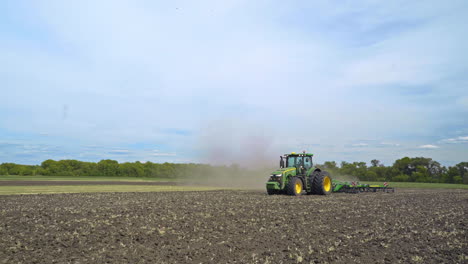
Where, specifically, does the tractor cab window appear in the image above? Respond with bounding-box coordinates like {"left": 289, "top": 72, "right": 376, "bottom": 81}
{"left": 296, "top": 157, "right": 304, "bottom": 168}
{"left": 304, "top": 157, "right": 312, "bottom": 169}
{"left": 287, "top": 156, "right": 304, "bottom": 168}
{"left": 286, "top": 156, "right": 296, "bottom": 167}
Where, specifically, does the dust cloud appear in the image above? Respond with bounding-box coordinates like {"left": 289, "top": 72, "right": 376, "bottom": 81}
{"left": 190, "top": 119, "right": 280, "bottom": 189}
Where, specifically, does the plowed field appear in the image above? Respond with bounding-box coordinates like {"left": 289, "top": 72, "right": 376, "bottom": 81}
{"left": 1, "top": 189, "right": 467, "bottom": 263}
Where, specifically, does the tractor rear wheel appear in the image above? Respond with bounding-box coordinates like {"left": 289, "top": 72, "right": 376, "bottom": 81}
{"left": 311, "top": 171, "right": 332, "bottom": 195}
{"left": 307, "top": 171, "right": 320, "bottom": 194}
{"left": 286, "top": 177, "right": 303, "bottom": 196}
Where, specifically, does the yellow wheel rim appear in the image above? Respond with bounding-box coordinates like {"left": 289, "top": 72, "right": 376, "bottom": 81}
{"left": 295, "top": 181, "right": 302, "bottom": 194}
{"left": 323, "top": 176, "right": 331, "bottom": 192}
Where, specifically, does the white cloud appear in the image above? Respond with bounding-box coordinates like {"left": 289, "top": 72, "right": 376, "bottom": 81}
{"left": 351, "top": 143, "right": 369, "bottom": 147}
{"left": 440, "top": 136, "right": 468, "bottom": 144}
{"left": 379, "top": 142, "right": 401, "bottom": 147}
{"left": 418, "top": 144, "right": 440, "bottom": 149}
{"left": 151, "top": 153, "right": 177, "bottom": 157}
{"left": 108, "top": 149, "right": 130, "bottom": 154}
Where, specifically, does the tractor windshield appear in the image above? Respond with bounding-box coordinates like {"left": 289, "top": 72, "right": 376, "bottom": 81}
{"left": 287, "top": 156, "right": 303, "bottom": 167}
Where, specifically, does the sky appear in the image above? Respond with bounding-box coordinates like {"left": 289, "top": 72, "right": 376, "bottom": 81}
{"left": 1, "top": 0, "right": 468, "bottom": 166}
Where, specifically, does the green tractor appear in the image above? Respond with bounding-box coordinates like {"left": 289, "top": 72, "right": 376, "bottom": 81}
{"left": 266, "top": 152, "right": 332, "bottom": 195}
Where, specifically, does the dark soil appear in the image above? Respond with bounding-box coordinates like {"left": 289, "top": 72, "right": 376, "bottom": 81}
{"left": 0, "top": 189, "right": 467, "bottom": 263}
{"left": 0, "top": 181, "right": 179, "bottom": 186}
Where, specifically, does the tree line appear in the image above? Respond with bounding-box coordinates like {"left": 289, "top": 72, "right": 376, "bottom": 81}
{"left": 0, "top": 157, "right": 467, "bottom": 184}
{"left": 0, "top": 159, "right": 216, "bottom": 179}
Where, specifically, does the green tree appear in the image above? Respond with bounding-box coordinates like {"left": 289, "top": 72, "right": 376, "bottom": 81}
{"left": 370, "top": 159, "right": 381, "bottom": 167}
{"left": 393, "top": 174, "right": 410, "bottom": 182}
{"left": 81, "top": 162, "right": 98, "bottom": 176}
{"left": 97, "top": 160, "right": 119, "bottom": 176}
{"left": 393, "top": 157, "right": 413, "bottom": 176}
{"left": 161, "top": 163, "right": 176, "bottom": 178}
{"left": 0, "top": 163, "right": 11, "bottom": 175}
{"left": 413, "top": 166, "right": 430, "bottom": 182}
{"left": 120, "top": 162, "right": 145, "bottom": 177}
{"left": 41, "top": 159, "right": 59, "bottom": 175}
{"left": 323, "top": 161, "right": 338, "bottom": 170}
{"left": 1, "top": 163, "right": 18, "bottom": 175}
{"left": 365, "top": 170, "right": 379, "bottom": 181}
{"left": 368, "top": 166, "right": 388, "bottom": 181}
{"left": 455, "top": 162, "right": 468, "bottom": 184}
{"left": 392, "top": 157, "right": 443, "bottom": 183}
{"left": 442, "top": 166, "right": 459, "bottom": 183}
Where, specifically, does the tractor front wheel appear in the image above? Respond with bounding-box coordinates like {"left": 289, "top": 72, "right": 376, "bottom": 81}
{"left": 286, "top": 177, "right": 303, "bottom": 196}
{"left": 311, "top": 171, "right": 332, "bottom": 195}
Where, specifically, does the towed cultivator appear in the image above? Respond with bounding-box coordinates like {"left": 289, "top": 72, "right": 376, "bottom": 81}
{"left": 332, "top": 180, "right": 395, "bottom": 194}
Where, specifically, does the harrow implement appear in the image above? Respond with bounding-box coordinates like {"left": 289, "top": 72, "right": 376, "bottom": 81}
{"left": 332, "top": 180, "right": 395, "bottom": 194}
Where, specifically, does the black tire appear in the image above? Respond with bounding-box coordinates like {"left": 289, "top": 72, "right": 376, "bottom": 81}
{"left": 311, "top": 171, "right": 333, "bottom": 195}
{"left": 286, "top": 177, "right": 303, "bottom": 196}
{"left": 307, "top": 170, "right": 321, "bottom": 194}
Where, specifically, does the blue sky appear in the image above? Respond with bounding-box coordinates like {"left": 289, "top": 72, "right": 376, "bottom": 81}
{"left": 1, "top": 0, "right": 468, "bottom": 166}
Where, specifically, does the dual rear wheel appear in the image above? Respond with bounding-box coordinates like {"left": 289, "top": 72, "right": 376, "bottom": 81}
{"left": 310, "top": 171, "right": 332, "bottom": 195}
{"left": 285, "top": 171, "right": 332, "bottom": 196}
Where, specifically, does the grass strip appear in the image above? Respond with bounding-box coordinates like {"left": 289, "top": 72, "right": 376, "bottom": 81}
{"left": 0, "top": 175, "right": 177, "bottom": 182}
{"left": 0, "top": 185, "right": 223, "bottom": 195}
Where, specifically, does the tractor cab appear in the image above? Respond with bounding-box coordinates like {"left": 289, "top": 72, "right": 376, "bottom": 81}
{"left": 281, "top": 152, "right": 313, "bottom": 174}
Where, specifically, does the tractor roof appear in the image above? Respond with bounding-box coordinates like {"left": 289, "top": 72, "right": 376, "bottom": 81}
{"left": 285, "top": 152, "right": 313, "bottom": 157}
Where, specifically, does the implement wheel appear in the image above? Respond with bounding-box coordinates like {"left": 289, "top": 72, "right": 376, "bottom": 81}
{"left": 286, "top": 177, "right": 303, "bottom": 196}
{"left": 311, "top": 171, "right": 332, "bottom": 195}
